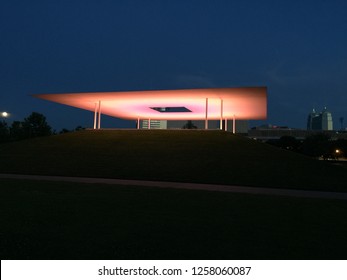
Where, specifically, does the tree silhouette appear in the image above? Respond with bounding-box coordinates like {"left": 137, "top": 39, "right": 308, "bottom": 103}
{"left": 276, "top": 135, "right": 300, "bottom": 151}
{"left": 182, "top": 120, "right": 197, "bottom": 129}
{"left": 22, "top": 112, "right": 52, "bottom": 138}
{"left": 9, "top": 121, "right": 26, "bottom": 141}
{"left": 0, "top": 120, "right": 10, "bottom": 142}
{"left": 300, "top": 133, "right": 330, "bottom": 157}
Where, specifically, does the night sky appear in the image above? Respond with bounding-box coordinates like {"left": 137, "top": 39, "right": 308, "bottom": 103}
{"left": 1, "top": 0, "right": 347, "bottom": 131}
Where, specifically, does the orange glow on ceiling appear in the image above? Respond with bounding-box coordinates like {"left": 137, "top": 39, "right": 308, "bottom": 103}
{"left": 33, "top": 87, "right": 267, "bottom": 120}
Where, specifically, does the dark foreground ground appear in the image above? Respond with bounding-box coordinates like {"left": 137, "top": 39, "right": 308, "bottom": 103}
{"left": 1, "top": 179, "right": 347, "bottom": 260}
{"left": 0, "top": 130, "right": 347, "bottom": 192}
{"left": 1, "top": 130, "right": 347, "bottom": 260}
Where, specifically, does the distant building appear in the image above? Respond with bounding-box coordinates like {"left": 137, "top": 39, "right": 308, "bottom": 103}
{"left": 167, "top": 120, "right": 249, "bottom": 133}
{"left": 307, "top": 109, "right": 320, "bottom": 130}
{"left": 248, "top": 124, "right": 347, "bottom": 141}
{"left": 248, "top": 125, "right": 310, "bottom": 140}
{"left": 141, "top": 120, "right": 167, "bottom": 129}
{"left": 307, "top": 107, "right": 333, "bottom": 131}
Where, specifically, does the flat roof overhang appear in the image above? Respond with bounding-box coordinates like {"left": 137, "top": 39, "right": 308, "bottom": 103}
{"left": 33, "top": 87, "right": 267, "bottom": 120}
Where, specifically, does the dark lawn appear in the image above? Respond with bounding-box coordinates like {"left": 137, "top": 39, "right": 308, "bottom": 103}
{"left": 0, "top": 130, "right": 346, "bottom": 192}
{"left": 1, "top": 179, "right": 347, "bottom": 260}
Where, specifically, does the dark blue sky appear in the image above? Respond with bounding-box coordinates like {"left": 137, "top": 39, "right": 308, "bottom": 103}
{"left": 1, "top": 0, "right": 347, "bottom": 130}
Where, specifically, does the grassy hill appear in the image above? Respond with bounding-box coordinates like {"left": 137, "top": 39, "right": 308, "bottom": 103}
{"left": 0, "top": 129, "right": 346, "bottom": 191}
{"left": 2, "top": 130, "right": 347, "bottom": 260}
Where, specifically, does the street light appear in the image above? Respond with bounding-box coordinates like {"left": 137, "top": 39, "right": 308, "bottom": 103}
{"left": 1, "top": 112, "right": 8, "bottom": 118}
{"left": 335, "top": 149, "right": 341, "bottom": 161}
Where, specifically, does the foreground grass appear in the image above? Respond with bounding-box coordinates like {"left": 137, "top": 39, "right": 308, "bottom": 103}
{"left": 1, "top": 178, "right": 347, "bottom": 260}
{"left": 0, "top": 130, "right": 346, "bottom": 191}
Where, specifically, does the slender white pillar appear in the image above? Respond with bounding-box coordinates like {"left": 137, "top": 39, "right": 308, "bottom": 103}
{"left": 148, "top": 118, "right": 151, "bottom": 129}
{"left": 97, "top": 100, "right": 101, "bottom": 129}
{"left": 225, "top": 118, "right": 228, "bottom": 131}
{"left": 232, "top": 115, "right": 236, "bottom": 134}
{"left": 220, "top": 99, "right": 223, "bottom": 130}
{"left": 205, "top": 98, "right": 208, "bottom": 130}
{"left": 93, "top": 103, "right": 97, "bottom": 129}
{"left": 137, "top": 117, "right": 140, "bottom": 129}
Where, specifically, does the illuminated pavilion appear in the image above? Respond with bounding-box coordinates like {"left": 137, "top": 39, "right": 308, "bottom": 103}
{"left": 34, "top": 87, "right": 267, "bottom": 133}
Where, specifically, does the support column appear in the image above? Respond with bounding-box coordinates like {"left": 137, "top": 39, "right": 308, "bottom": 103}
{"left": 137, "top": 117, "right": 140, "bottom": 129}
{"left": 225, "top": 118, "right": 228, "bottom": 131}
{"left": 232, "top": 115, "right": 236, "bottom": 134}
{"left": 93, "top": 103, "right": 98, "bottom": 129}
{"left": 220, "top": 99, "right": 223, "bottom": 130}
{"left": 205, "top": 98, "right": 208, "bottom": 130}
{"left": 148, "top": 118, "right": 151, "bottom": 129}
{"left": 97, "top": 100, "right": 101, "bottom": 129}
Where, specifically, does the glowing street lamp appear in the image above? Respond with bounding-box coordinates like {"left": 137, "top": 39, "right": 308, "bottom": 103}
{"left": 335, "top": 149, "right": 341, "bottom": 161}
{"left": 1, "top": 111, "right": 9, "bottom": 121}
